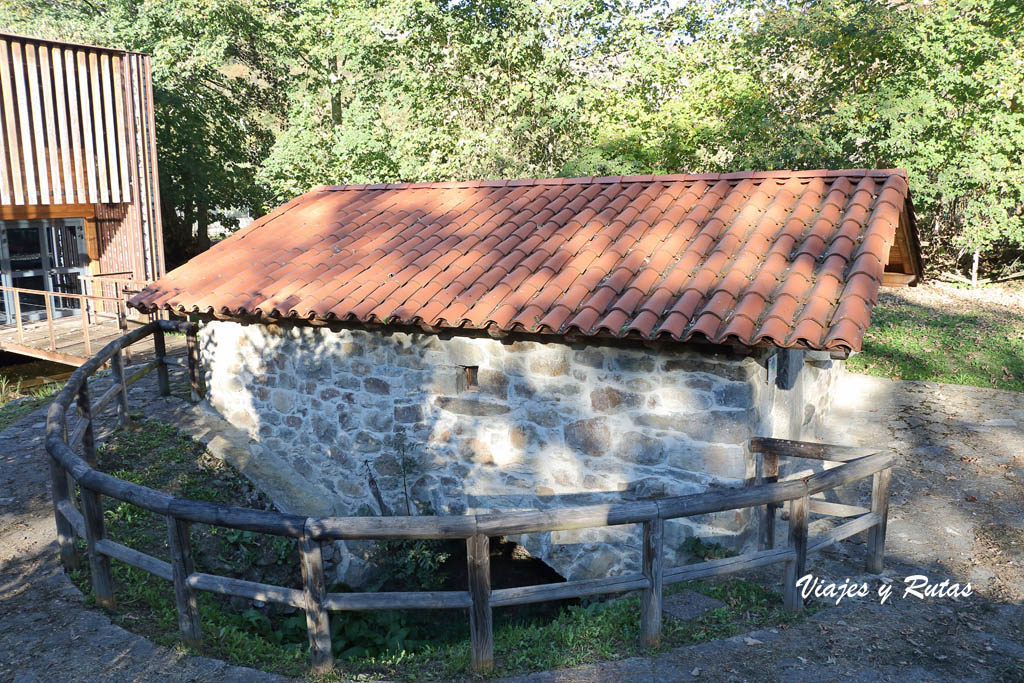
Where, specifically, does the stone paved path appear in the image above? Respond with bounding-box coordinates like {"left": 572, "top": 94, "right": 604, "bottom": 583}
{"left": 1, "top": 367, "right": 1022, "bottom": 682}
{"left": 0, "top": 363, "right": 288, "bottom": 683}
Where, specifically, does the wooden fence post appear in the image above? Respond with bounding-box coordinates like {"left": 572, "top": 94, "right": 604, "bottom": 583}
{"left": 782, "top": 494, "right": 808, "bottom": 612}
{"left": 60, "top": 412, "right": 79, "bottom": 520}
{"left": 759, "top": 449, "right": 779, "bottom": 551}
{"left": 44, "top": 292, "right": 56, "bottom": 351}
{"left": 866, "top": 467, "right": 891, "bottom": 573}
{"left": 80, "top": 298, "right": 92, "bottom": 356}
{"left": 76, "top": 383, "right": 97, "bottom": 465}
{"left": 152, "top": 327, "right": 171, "bottom": 396}
{"left": 13, "top": 291, "right": 24, "bottom": 344}
{"left": 166, "top": 517, "right": 202, "bottom": 645}
{"left": 81, "top": 485, "right": 115, "bottom": 608}
{"left": 186, "top": 325, "right": 204, "bottom": 401}
{"left": 48, "top": 456, "right": 80, "bottom": 569}
{"left": 467, "top": 534, "right": 493, "bottom": 672}
{"left": 299, "top": 534, "right": 333, "bottom": 673}
{"left": 118, "top": 298, "right": 133, "bottom": 366}
{"left": 640, "top": 517, "right": 664, "bottom": 649}
{"left": 110, "top": 348, "right": 130, "bottom": 427}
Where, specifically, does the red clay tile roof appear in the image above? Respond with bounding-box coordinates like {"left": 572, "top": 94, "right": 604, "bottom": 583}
{"left": 130, "top": 170, "right": 918, "bottom": 353}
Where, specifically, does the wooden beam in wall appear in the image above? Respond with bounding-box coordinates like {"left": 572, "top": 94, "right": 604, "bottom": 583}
{"left": 11, "top": 41, "right": 38, "bottom": 204}
{"left": 0, "top": 202, "right": 95, "bottom": 220}
{"left": 24, "top": 43, "right": 50, "bottom": 205}
{"left": 0, "top": 38, "right": 19, "bottom": 204}
{"left": 38, "top": 45, "right": 64, "bottom": 204}
{"left": 881, "top": 272, "right": 916, "bottom": 287}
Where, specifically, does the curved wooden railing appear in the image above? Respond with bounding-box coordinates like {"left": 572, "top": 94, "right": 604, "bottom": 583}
{"left": 45, "top": 320, "right": 894, "bottom": 674}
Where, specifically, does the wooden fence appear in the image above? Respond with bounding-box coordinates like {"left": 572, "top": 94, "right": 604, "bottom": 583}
{"left": 0, "top": 283, "right": 128, "bottom": 359}
{"left": 45, "top": 320, "right": 894, "bottom": 674}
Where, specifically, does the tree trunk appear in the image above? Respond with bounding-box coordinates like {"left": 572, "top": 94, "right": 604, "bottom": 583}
{"left": 196, "top": 203, "right": 211, "bottom": 253}
{"left": 971, "top": 250, "right": 980, "bottom": 288}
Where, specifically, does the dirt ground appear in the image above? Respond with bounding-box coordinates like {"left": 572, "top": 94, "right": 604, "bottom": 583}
{"left": 883, "top": 279, "right": 1024, "bottom": 312}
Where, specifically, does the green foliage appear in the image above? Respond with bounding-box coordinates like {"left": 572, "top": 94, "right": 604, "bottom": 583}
{"left": 366, "top": 539, "right": 451, "bottom": 592}
{"left": 4, "top": 0, "right": 1019, "bottom": 272}
{"left": 682, "top": 536, "right": 736, "bottom": 561}
{"left": 3, "top": 0, "right": 1020, "bottom": 274}
{"left": 0, "top": 378, "right": 60, "bottom": 431}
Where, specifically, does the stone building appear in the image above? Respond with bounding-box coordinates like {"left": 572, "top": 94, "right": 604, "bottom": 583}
{"left": 131, "top": 170, "right": 922, "bottom": 584}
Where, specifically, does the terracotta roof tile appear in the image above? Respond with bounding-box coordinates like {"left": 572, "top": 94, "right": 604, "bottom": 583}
{"left": 131, "top": 170, "right": 918, "bottom": 353}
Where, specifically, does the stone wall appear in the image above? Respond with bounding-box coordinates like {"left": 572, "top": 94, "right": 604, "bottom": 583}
{"left": 199, "top": 320, "right": 841, "bottom": 584}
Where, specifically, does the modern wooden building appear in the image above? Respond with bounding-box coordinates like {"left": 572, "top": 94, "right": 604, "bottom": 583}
{"left": 0, "top": 32, "right": 164, "bottom": 364}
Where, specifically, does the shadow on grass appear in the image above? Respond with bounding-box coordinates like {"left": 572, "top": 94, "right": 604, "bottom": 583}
{"left": 847, "top": 299, "right": 1024, "bottom": 392}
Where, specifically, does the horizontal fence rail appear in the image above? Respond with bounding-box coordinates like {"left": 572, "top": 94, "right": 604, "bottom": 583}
{"left": 0, "top": 282, "right": 139, "bottom": 363}
{"left": 44, "top": 321, "right": 894, "bottom": 674}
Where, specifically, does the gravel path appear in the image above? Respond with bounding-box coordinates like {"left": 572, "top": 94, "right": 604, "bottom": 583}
{"left": 1, "top": 364, "right": 1022, "bottom": 682}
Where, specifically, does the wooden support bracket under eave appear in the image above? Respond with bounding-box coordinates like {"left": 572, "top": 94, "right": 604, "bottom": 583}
{"left": 881, "top": 272, "right": 916, "bottom": 287}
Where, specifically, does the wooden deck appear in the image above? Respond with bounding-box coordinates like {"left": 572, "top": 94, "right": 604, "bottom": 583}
{"left": 0, "top": 313, "right": 185, "bottom": 365}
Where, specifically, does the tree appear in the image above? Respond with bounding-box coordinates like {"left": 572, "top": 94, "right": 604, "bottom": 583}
{"left": 257, "top": 0, "right": 685, "bottom": 203}
{"left": 5, "top": 0, "right": 1021, "bottom": 278}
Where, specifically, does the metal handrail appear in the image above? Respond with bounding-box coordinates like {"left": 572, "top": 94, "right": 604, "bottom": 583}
{"left": 45, "top": 321, "right": 894, "bottom": 674}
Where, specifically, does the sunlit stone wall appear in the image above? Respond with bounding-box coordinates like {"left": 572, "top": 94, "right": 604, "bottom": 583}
{"left": 199, "top": 320, "right": 841, "bottom": 584}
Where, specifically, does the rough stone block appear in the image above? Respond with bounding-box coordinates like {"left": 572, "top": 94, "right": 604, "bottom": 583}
{"left": 477, "top": 369, "right": 509, "bottom": 398}
{"left": 610, "top": 351, "right": 656, "bottom": 373}
{"left": 434, "top": 396, "right": 510, "bottom": 416}
{"left": 573, "top": 349, "right": 606, "bottom": 369}
{"left": 613, "top": 431, "right": 665, "bottom": 465}
{"left": 271, "top": 389, "right": 295, "bottom": 413}
{"left": 363, "top": 409, "right": 392, "bottom": 432}
{"left": 530, "top": 356, "right": 569, "bottom": 376}
{"left": 564, "top": 418, "right": 611, "bottom": 455}
{"left": 394, "top": 404, "right": 423, "bottom": 424}
{"left": 526, "top": 406, "right": 561, "bottom": 428}
{"left": 442, "top": 337, "right": 484, "bottom": 365}
{"left": 590, "top": 386, "right": 642, "bottom": 412}
{"left": 459, "top": 438, "right": 494, "bottom": 465}
{"left": 713, "top": 380, "right": 755, "bottom": 408}
{"left": 363, "top": 377, "right": 391, "bottom": 395}
{"left": 354, "top": 430, "right": 382, "bottom": 453}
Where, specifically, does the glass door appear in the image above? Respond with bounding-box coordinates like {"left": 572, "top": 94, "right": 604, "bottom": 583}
{"left": 0, "top": 219, "right": 88, "bottom": 325}
{"left": 44, "top": 220, "right": 89, "bottom": 315}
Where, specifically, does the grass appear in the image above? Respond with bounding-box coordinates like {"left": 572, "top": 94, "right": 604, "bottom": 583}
{"left": 70, "top": 421, "right": 309, "bottom": 675}
{"left": 847, "top": 296, "right": 1024, "bottom": 392}
{"left": 70, "top": 420, "right": 807, "bottom": 680}
{"left": 329, "top": 578, "right": 804, "bottom": 681}
{"left": 0, "top": 375, "right": 61, "bottom": 431}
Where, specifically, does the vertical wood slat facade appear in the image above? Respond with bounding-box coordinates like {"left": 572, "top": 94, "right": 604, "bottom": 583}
{"left": 0, "top": 33, "right": 164, "bottom": 280}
